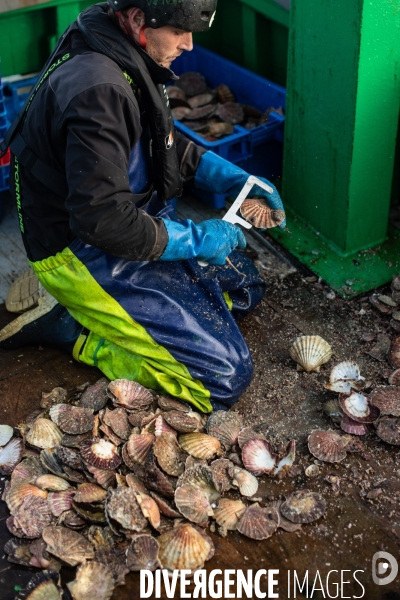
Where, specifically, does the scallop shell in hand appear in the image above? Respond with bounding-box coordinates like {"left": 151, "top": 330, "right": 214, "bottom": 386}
{"left": 290, "top": 335, "right": 332, "bottom": 372}
{"left": 240, "top": 198, "right": 286, "bottom": 229}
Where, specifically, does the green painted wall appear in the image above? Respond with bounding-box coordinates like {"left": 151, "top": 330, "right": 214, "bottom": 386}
{"left": 283, "top": 0, "right": 400, "bottom": 256}
{"left": 0, "top": 0, "right": 93, "bottom": 77}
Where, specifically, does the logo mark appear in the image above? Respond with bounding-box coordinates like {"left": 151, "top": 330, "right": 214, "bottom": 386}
{"left": 372, "top": 552, "right": 398, "bottom": 586}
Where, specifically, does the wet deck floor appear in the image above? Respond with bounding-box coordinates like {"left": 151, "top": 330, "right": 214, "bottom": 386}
{"left": 0, "top": 197, "right": 400, "bottom": 599}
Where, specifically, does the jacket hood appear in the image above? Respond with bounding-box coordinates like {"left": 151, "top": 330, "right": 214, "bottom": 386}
{"left": 78, "top": 2, "right": 178, "bottom": 85}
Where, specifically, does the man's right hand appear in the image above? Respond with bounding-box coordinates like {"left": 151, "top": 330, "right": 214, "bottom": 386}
{"left": 159, "top": 218, "right": 246, "bottom": 265}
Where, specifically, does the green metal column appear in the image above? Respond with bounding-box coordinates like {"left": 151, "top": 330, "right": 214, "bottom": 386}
{"left": 282, "top": 0, "right": 400, "bottom": 256}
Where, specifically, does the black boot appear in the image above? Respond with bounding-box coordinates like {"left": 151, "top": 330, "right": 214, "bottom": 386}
{"left": 0, "top": 302, "right": 83, "bottom": 353}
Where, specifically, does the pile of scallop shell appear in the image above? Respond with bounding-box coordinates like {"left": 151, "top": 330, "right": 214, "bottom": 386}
{"left": 301, "top": 348, "right": 400, "bottom": 463}
{"left": 0, "top": 378, "right": 326, "bottom": 600}
{"left": 289, "top": 333, "right": 400, "bottom": 460}
{"left": 369, "top": 272, "right": 400, "bottom": 332}
{"left": 169, "top": 71, "right": 284, "bottom": 142}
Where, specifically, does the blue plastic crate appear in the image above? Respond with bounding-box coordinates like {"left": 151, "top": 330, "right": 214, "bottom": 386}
{"left": 170, "top": 45, "right": 286, "bottom": 208}
{"left": 3, "top": 75, "right": 38, "bottom": 124}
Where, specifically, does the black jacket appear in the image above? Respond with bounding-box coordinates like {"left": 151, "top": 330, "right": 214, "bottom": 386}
{"left": 10, "top": 3, "right": 205, "bottom": 263}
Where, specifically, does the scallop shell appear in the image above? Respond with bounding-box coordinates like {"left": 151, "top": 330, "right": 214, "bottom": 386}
{"left": 4, "top": 538, "right": 33, "bottom": 566}
{"left": 185, "top": 455, "right": 207, "bottom": 469}
{"left": 62, "top": 465, "right": 87, "bottom": 484}
{"left": 237, "top": 504, "right": 279, "bottom": 540}
{"left": 176, "top": 72, "right": 207, "bottom": 97}
{"left": 103, "top": 408, "right": 131, "bottom": 440}
{"left": 106, "top": 487, "right": 148, "bottom": 532}
{"left": 166, "top": 85, "right": 187, "bottom": 100}
{"left": 135, "top": 491, "right": 161, "bottom": 529}
{"left": 14, "top": 494, "right": 54, "bottom": 538}
{"left": 149, "top": 492, "right": 181, "bottom": 519}
{"left": 40, "top": 386, "right": 68, "bottom": 409}
{"left": 74, "top": 483, "right": 107, "bottom": 504}
{"left": 25, "top": 418, "right": 63, "bottom": 449}
{"left": 158, "top": 523, "right": 211, "bottom": 571}
{"left": 144, "top": 452, "right": 175, "bottom": 498}
{"left": 124, "top": 433, "right": 155, "bottom": 466}
{"left": 61, "top": 431, "right": 92, "bottom": 448}
{"left": 328, "top": 361, "right": 364, "bottom": 390}
{"left": 388, "top": 337, "right": 400, "bottom": 368}
{"left": 17, "top": 572, "right": 62, "bottom": 600}
{"left": 290, "top": 335, "right": 332, "bottom": 372}
{"left": 229, "top": 466, "right": 258, "bottom": 497}
{"left": 42, "top": 525, "right": 94, "bottom": 565}
{"left": 125, "top": 473, "right": 147, "bottom": 494}
{"left": 369, "top": 386, "right": 400, "bottom": 417}
{"left": 128, "top": 410, "right": 152, "bottom": 428}
{"left": 237, "top": 427, "right": 267, "bottom": 449}
{"left": 188, "top": 92, "right": 214, "bottom": 109}
{"left": 157, "top": 396, "right": 191, "bottom": 412}
{"left": 275, "top": 439, "right": 296, "bottom": 478}
{"left": 35, "top": 474, "right": 71, "bottom": 491}
{"left": 308, "top": 430, "right": 348, "bottom": 463}
{"left": 140, "top": 413, "right": 157, "bottom": 434}
{"left": 153, "top": 432, "right": 187, "bottom": 476}
{"left": 78, "top": 379, "right": 109, "bottom": 411}
{"left": 99, "top": 422, "right": 124, "bottom": 446}
{"left": 0, "top": 437, "right": 24, "bottom": 475}
{"left": 48, "top": 489, "right": 76, "bottom": 516}
{"left": 175, "top": 484, "right": 214, "bottom": 523}
{"left": 376, "top": 416, "right": 400, "bottom": 445}
{"left": 213, "top": 498, "right": 246, "bottom": 530}
{"left": 6, "top": 515, "right": 25, "bottom": 538}
{"left": 340, "top": 414, "right": 371, "bottom": 436}
{"left": 29, "top": 537, "right": 61, "bottom": 569}
{"left": 172, "top": 106, "right": 192, "bottom": 120}
{"left": 108, "top": 379, "right": 154, "bottom": 410}
{"left": 216, "top": 83, "right": 235, "bottom": 104}
{"left": 6, "top": 482, "right": 48, "bottom": 515}
{"left": 176, "top": 464, "right": 220, "bottom": 504}
{"left": 11, "top": 456, "right": 47, "bottom": 487}
{"left": 126, "top": 534, "right": 160, "bottom": 571}
{"left": 40, "top": 448, "right": 66, "bottom": 479}
{"left": 85, "top": 464, "right": 116, "bottom": 489}
{"left": 57, "top": 446, "right": 84, "bottom": 471}
{"left": 49, "top": 404, "right": 94, "bottom": 435}
{"left": 268, "top": 499, "right": 302, "bottom": 532}
{"left": 280, "top": 490, "right": 326, "bottom": 523}
{"left": 210, "top": 458, "right": 234, "bottom": 493}
{"left": 206, "top": 410, "right": 243, "bottom": 449}
{"left": 154, "top": 415, "right": 178, "bottom": 438}
{"left": 163, "top": 411, "right": 204, "bottom": 433}
{"left": 80, "top": 437, "right": 121, "bottom": 470}
{"left": 241, "top": 439, "right": 277, "bottom": 476}
{"left": 208, "top": 122, "right": 234, "bottom": 138}
{"left": 388, "top": 369, "right": 400, "bottom": 386}
{"left": 240, "top": 199, "right": 286, "bottom": 229}
{"left": 67, "top": 560, "right": 115, "bottom": 600}
{"left": 0, "top": 424, "right": 14, "bottom": 446}
{"left": 339, "top": 392, "right": 380, "bottom": 423}
{"left": 58, "top": 509, "right": 87, "bottom": 531}
{"left": 217, "top": 101, "right": 244, "bottom": 124}
{"left": 179, "top": 433, "right": 222, "bottom": 460}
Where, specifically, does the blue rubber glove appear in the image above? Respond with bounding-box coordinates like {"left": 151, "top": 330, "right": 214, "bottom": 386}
{"left": 194, "top": 151, "right": 286, "bottom": 229}
{"left": 159, "top": 219, "right": 246, "bottom": 265}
